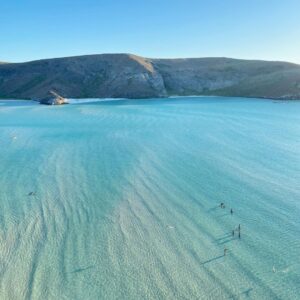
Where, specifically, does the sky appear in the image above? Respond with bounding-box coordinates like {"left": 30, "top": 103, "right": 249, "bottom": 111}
{"left": 1, "top": 0, "right": 300, "bottom": 63}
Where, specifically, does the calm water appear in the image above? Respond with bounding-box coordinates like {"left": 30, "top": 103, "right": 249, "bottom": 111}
{"left": 0, "top": 97, "right": 299, "bottom": 299}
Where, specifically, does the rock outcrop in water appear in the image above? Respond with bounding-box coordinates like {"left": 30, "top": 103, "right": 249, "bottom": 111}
{"left": 0, "top": 54, "right": 300, "bottom": 100}
{"left": 39, "top": 90, "right": 68, "bottom": 105}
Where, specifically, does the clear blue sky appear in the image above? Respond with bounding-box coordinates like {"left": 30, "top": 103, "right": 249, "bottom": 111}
{"left": 1, "top": 0, "right": 300, "bottom": 63}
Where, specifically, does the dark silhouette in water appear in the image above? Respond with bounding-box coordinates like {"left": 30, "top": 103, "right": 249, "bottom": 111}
{"left": 28, "top": 192, "right": 36, "bottom": 196}
{"left": 219, "top": 202, "right": 226, "bottom": 209}
{"left": 230, "top": 208, "right": 233, "bottom": 215}
{"left": 224, "top": 247, "right": 228, "bottom": 256}
{"left": 232, "top": 230, "right": 235, "bottom": 237}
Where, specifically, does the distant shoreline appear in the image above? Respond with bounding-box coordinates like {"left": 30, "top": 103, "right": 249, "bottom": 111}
{"left": 1, "top": 95, "right": 299, "bottom": 104}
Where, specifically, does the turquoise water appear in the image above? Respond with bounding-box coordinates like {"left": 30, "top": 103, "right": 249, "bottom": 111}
{"left": 0, "top": 97, "right": 299, "bottom": 299}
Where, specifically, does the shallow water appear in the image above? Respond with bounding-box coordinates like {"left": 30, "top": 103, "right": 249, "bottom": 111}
{"left": 0, "top": 97, "right": 299, "bottom": 299}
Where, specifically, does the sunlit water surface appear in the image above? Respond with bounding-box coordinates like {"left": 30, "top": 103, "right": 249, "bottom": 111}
{"left": 0, "top": 97, "right": 299, "bottom": 299}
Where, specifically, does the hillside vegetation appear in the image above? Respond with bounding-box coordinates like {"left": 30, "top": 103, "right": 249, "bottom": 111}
{"left": 0, "top": 54, "right": 299, "bottom": 100}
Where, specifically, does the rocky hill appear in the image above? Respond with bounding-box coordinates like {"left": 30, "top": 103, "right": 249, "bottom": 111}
{"left": 0, "top": 54, "right": 300, "bottom": 100}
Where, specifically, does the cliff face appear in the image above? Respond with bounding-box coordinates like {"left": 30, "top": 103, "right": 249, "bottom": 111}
{"left": 151, "top": 58, "right": 300, "bottom": 99}
{"left": 0, "top": 54, "right": 300, "bottom": 100}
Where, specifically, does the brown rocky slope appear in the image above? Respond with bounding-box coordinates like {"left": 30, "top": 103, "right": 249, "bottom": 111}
{"left": 0, "top": 54, "right": 300, "bottom": 100}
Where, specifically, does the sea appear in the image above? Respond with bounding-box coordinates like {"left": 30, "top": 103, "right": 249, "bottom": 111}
{"left": 0, "top": 97, "right": 299, "bottom": 299}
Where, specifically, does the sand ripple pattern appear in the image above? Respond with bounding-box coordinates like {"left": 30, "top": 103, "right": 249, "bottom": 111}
{"left": 0, "top": 97, "right": 299, "bottom": 299}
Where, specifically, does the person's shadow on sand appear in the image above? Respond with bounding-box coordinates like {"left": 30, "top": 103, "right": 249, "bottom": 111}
{"left": 200, "top": 255, "right": 224, "bottom": 265}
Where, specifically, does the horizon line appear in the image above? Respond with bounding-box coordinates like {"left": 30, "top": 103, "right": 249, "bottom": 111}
{"left": 2, "top": 53, "right": 300, "bottom": 66}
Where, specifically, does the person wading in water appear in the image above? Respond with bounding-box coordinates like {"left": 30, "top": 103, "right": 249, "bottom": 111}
{"left": 224, "top": 247, "right": 228, "bottom": 256}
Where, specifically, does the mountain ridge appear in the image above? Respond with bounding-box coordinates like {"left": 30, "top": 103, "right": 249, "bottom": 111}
{"left": 1, "top": 53, "right": 300, "bottom": 100}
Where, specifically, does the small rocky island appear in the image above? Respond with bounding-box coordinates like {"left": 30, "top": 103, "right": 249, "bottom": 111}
{"left": 39, "top": 90, "right": 68, "bottom": 105}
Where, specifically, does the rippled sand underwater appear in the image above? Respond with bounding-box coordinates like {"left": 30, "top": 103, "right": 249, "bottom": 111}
{"left": 0, "top": 97, "right": 299, "bottom": 299}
